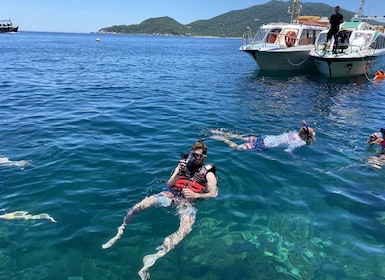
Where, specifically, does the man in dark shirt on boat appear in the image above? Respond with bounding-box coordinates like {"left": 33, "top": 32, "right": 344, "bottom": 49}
{"left": 326, "top": 6, "right": 344, "bottom": 45}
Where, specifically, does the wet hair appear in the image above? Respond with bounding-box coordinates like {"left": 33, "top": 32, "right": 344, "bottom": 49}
{"left": 368, "top": 134, "right": 378, "bottom": 144}
{"left": 191, "top": 139, "right": 208, "bottom": 154}
{"left": 299, "top": 127, "right": 315, "bottom": 142}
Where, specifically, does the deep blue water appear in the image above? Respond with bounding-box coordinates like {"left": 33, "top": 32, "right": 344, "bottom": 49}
{"left": 1, "top": 31, "right": 385, "bottom": 280}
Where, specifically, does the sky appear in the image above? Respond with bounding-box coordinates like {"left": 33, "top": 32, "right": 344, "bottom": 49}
{"left": 1, "top": 0, "right": 384, "bottom": 33}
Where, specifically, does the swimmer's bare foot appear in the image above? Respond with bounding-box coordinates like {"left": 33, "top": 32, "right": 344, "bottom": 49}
{"left": 138, "top": 268, "right": 150, "bottom": 280}
{"left": 101, "top": 224, "right": 126, "bottom": 249}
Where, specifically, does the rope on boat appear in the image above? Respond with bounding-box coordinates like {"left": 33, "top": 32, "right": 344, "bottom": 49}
{"left": 286, "top": 53, "right": 308, "bottom": 67}
{"left": 360, "top": 49, "right": 377, "bottom": 83}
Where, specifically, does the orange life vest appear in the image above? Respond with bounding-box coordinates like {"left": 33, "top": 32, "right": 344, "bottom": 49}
{"left": 173, "top": 176, "right": 206, "bottom": 193}
{"left": 171, "top": 163, "right": 216, "bottom": 194}
{"left": 374, "top": 70, "right": 385, "bottom": 80}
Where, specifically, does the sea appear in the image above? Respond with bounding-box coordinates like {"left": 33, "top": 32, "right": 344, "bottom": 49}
{"left": 1, "top": 31, "right": 385, "bottom": 280}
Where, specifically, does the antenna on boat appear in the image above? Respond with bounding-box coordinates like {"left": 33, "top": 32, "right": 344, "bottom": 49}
{"left": 357, "top": 0, "right": 365, "bottom": 18}
{"left": 288, "top": 0, "right": 302, "bottom": 23}
{"left": 352, "top": 0, "right": 366, "bottom": 22}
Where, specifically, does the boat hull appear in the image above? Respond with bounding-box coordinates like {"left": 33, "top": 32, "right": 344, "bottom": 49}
{"left": 242, "top": 47, "right": 315, "bottom": 71}
{"left": 0, "top": 26, "right": 18, "bottom": 33}
{"left": 310, "top": 51, "right": 385, "bottom": 78}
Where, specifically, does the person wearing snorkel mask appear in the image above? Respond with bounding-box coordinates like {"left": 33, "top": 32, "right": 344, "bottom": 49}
{"left": 102, "top": 139, "right": 217, "bottom": 280}
{"left": 367, "top": 128, "right": 385, "bottom": 148}
{"left": 367, "top": 128, "right": 385, "bottom": 168}
{"left": 210, "top": 120, "right": 315, "bottom": 153}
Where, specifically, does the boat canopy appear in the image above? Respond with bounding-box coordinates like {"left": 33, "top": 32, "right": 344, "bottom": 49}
{"left": 341, "top": 21, "right": 372, "bottom": 31}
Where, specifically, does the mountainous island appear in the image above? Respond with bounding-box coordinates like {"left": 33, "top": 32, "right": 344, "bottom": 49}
{"left": 97, "top": 0, "right": 360, "bottom": 37}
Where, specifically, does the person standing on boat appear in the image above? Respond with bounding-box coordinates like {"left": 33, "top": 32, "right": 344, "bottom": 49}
{"left": 367, "top": 129, "right": 385, "bottom": 168}
{"left": 102, "top": 139, "right": 218, "bottom": 280}
{"left": 210, "top": 120, "right": 315, "bottom": 153}
{"left": 326, "top": 6, "right": 344, "bottom": 45}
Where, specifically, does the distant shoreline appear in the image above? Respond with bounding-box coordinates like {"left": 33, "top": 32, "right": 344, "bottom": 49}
{"left": 93, "top": 31, "right": 241, "bottom": 39}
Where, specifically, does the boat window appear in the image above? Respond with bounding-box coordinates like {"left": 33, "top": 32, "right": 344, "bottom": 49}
{"left": 371, "top": 34, "right": 385, "bottom": 49}
{"left": 299, "top": 29, "right": 310, "bottom": 45}
{"left": 313, "top": 30, "right": 323, "bottom": 44}
{"left": 267, "top": 28, "right": 281, "bottom": 43}
{"left": 351, "top": 32, "right": 372, "bottom": 48}
{"left": 316, "top": 32, "right": 327, "bottom": 44}
{"left": 298, "top": 29, "right": 322, "bottom": 45}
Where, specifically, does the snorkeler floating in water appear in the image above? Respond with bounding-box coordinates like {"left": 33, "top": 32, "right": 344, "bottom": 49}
{"left": 367, "top": 128, "right": 385, "bottom": 148}
{"left": 367, "top": 153, "right": 385, "bottom": 169}
{"left": 0, "top": 155, "right": 30, "bottom": 168}
{"left": 367, "top": 128, "right": 385, "bottom": 168}
{"left": 373, "top": 70, "right": 385, "bottom": 81}
{"left": 0, "top": 210, "right": 56, "bottom": 223}
{"left": 102, "top": 139, "right": 218, "bottom": 280}
{"left": 210, "top": 120, "right": 315, "bottom": 153}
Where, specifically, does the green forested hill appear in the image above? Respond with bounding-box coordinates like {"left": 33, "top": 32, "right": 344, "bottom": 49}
{"left": 98, "top": 0, "right": 357, "bottom": 37}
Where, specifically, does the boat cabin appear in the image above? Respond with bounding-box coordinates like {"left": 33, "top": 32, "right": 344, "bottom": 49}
{"left": 244, "top": 24, "right": 324, "bottom": 48}
{"left": 314, "top": 21, "right": 385, "bottom": 53}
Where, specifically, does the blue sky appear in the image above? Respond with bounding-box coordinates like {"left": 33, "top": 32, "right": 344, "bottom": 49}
{"left": 1, "top": 0, "right": 384, "bottom": 33}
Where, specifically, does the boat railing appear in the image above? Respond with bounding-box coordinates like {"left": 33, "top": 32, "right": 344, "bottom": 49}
{"left": 314, "top": 40, "right": 375, "bottom": 54}
{"left": 241, "top": 27, "right": 254, "bottom": 47}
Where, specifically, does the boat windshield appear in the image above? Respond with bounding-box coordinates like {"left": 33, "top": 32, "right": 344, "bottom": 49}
{"left": 254, "top": 27, "right": 282, "bottom": 43}
{"left": 350, "top": 32, "right": 373, "bottom": 48}
{"left": 315, "top": 32, "right": 327, "bottom": 44}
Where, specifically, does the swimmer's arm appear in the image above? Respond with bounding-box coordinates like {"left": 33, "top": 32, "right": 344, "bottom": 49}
{"left": 198, "top": 172, "right": 218, "bottom": 199}
{"left": 166, "top": 164, "right": 182, "bottom": 188}
{"left": 285, "top": 139, "right": 306, "bottom": 152}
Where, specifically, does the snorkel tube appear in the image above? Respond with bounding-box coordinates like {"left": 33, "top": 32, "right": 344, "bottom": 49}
{"left": 301, "top": 119, "right": 315, "bottom": 143}
{"left": 302, "top": 119, "right": 310, "bottom": 134}
{"left": 380, "top": 128, "right": 385, "bottom": 137}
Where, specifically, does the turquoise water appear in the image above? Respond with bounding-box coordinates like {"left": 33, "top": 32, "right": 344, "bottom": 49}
{"left": 1, "top": 31, "right": 385, "bottom": 280}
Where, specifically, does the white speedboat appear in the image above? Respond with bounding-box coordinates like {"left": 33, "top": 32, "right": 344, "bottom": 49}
{"left": 309, "top": 0, "right": 385, "bottom": 78}
{"left": 239, "top": 1, "right": 328, "bottom": 71}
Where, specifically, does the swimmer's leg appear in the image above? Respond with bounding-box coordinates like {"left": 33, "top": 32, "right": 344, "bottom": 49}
{"left": 210, "top": 135, "right": 239, "bottom": 148}
{"left": 138, "top": 211, "right": 196, "bottom": 280}
{"left": 102, "top": 196, "right": 158, "bottom": 249}
{"left": 0, "top": 157, "right": 30, "bottom": 168}
{"left": 124, "top": 196, "right": 158, "bottom": 224}
{"left": 210, "top": 135, "right": 251, "bottom": 151}
{"left": 210, "top": 129, "right": 244, "bottom": 140}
